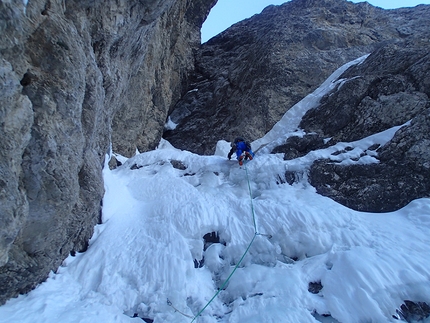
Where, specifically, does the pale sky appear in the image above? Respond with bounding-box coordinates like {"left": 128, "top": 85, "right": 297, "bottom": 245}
{"left": 202, "top": 0, "right": 430, "bottom": 42}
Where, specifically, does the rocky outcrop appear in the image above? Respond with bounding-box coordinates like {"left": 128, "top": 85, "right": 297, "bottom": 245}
{"left": 300, "top": 39, "right": 430, "bottom": 212}
{"left": 396, "top": 300, "right": 430, "bottom": 322}
{"left": 164, "top": 0, "right": 429, "bottom": 155}
{"left": 163, "top": 0, "right": 429, "bottom": 212}
{"left": 0, "top": 0, "right": 215, "bottom": 304}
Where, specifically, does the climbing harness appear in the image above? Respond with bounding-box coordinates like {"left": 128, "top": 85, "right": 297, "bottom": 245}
{"left": 168, "top": 161, "right": 270, "bottom": 322}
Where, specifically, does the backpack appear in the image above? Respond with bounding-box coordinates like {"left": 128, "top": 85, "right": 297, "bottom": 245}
{"left": 234, "top": 137, "right": 251, "bottom": 151}
{"left": 245, "top": 141, "right": 251, "bottom": 151}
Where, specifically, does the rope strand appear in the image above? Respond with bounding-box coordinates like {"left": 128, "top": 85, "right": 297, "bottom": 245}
{"left": 167, "top": 299, "right": 194, "bottom": 319}
{"left": 191, "top": 232, "right": 258, "bottom": 322}
{"left": 244, "top": 163, "right": 258, "bottom": 233}
{"left": 169, "top": 161, "right": 262, "bottom": 321}
{"left": 190, "top": 162, "right": 259, "bottom": 322}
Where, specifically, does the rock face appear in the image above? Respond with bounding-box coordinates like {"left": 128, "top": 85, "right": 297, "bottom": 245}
{"left": 163, "top": 0, "right": 430, "bottom": 212}
{"left": 301, "top": 39, "right": 430, "bottom": 212}
{"left": 164, "top": 0, "right": 429, "bottom": 155}
{"left": 0, "top": 0, "right": 215, "bottom": 304}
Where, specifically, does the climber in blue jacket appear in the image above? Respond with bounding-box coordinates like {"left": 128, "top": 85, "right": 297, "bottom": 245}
{"left": 227, "top": 137, "right": 254, "bottom": 166}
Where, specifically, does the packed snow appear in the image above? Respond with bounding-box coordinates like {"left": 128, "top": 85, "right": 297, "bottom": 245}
{"left": 1, "top": 57, "right": 430, "bottom": 323}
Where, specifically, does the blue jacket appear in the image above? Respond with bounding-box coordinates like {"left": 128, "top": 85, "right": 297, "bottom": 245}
{"left": 234, "top": 141, "right": 254, "bottom": 160}
{"left": 235, "top": 141, "right": 247, "bottom": 159}
{"left": 227, "top": 138, "right": 255, "bottom": 160}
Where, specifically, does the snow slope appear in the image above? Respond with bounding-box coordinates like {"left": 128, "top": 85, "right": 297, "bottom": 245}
{"left": 1, "top": 56, "right": 429, "bottom": 323}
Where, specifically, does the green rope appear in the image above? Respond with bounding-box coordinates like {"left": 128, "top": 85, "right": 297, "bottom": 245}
{"left": 244, "top": 162, "right": 258, "bottom": 233}
{"left": 190, "top": 232, "right": 257, "bottom": 322}
{"left": 190, "top": 162, "right": 258, "bottom": 322}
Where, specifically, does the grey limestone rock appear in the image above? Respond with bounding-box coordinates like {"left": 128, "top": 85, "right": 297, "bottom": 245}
{"left": 164, "top": 0, "right": 429, "bottom": 155}
{"left": 0, "top": 0, "right": 216, "bottom": 304}
{"left": 302, "top": 39, "right": 430, "bottom": 212}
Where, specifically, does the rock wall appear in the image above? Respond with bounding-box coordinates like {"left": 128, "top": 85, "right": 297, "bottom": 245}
{"left": 265, "top": 36, "right": 430, "bottom": 213}
{"left": 302, "top": 39, "right": 430, "bottom": 212}
{"left": 0, "top": 0, "right": 215, "bottom": 304}
{"left": 164, "top": 0, "right": 429, "bottom": 155}
{"left": 162, "top": 0, "right": 430, "bottom": 212}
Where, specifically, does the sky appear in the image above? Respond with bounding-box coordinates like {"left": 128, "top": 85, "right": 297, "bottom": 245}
{"left": 1, "top": 55, "right": 430, "bottom": 323}
{"left": 202, "top": 0, "right": 430, "bottom": 42}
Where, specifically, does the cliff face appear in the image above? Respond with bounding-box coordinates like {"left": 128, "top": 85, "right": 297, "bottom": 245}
{"left": 0, "top": 0, "right": 215, "bottom": 304}
{"left": 163, "top": 0, "right": 430, "bottom": 211}
{"left": 164, "top": 0, "right": 429, "bottom": 155}
{"left": 302, "top": 39, "right": 430, "bottom": 212}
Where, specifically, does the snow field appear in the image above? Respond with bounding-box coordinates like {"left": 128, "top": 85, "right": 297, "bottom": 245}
{"left": 1, "top": 54, "right": 430, "bottom": 323}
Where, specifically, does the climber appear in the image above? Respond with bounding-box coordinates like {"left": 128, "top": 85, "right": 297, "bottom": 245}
{"left": 227, "top": 137, "right": 254, "bottom": 166}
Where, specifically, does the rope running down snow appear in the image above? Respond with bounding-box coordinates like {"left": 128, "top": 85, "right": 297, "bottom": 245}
{"left": 190, "top": 161, "right": 261, "bottom": 322}
{"left": 167, "top": 298, "right": 194, "bottom": 319}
